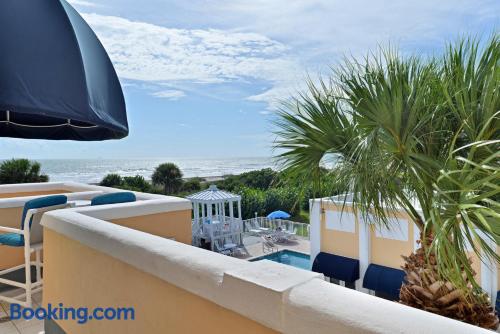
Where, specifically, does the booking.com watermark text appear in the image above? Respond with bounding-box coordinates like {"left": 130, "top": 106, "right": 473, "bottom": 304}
{"left": 10, "top": 303, "right": 135, "bottom": 324}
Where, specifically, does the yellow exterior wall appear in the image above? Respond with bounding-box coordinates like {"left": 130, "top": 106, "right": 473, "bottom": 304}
{"left": 320, "top": 203, "right": 359, "bottom": 259}
{"left": 370, "top": 211, "right": 414, "bottom": 269}
{"left": 0, "top": 189, "right": 69, "bottom": 199}
{"left": 0, "top": 207, "right": 29, "bottom": 269}
{"left": 43, "top": 229, "right": 278, "bottom": 334}
{"left": 110, "top": 209, "right": 192, "bottom": 245}
{"left": 318, "top": 202, "right": 486, "bottom": 284}
{"left": 469, "top": 251, "right": 481, "bottom": 284}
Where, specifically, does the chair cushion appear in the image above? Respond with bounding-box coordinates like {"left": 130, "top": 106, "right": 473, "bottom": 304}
{"left": 21, "top": 195, "right": 68, "bottom": 230}
{"left": 0, "top": 233, "right": 23, "bottom": 247}
{"left": 91, "top": 192, "right": 136, "bottom": 206}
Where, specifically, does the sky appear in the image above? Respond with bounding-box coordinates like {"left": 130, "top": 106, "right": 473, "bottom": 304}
{"left": 1, "top": 0, "right": 498, "bottom": 159}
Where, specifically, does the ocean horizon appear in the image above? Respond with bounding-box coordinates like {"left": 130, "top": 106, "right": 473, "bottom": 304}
{"left": 14, "top": 157, "right": 275, "bottom": 184}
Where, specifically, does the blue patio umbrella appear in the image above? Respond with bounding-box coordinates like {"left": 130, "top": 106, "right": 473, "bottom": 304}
{"left": 267, "top": 210, "right": 291, "bottom": 219}
{"left": 0, "top": 0, "right": 128, "bottom": 141}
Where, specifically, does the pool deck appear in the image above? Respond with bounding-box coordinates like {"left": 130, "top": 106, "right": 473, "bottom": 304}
{"left": 235, "top": 235, "right": 310, "bottom": 260}
{"left": 0, "top": 290, "right": 43, "bottom": 334}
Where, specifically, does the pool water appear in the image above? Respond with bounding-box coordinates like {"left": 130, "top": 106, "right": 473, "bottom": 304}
{"left": 250, "top": 250, "right": 311, "bottom": 270}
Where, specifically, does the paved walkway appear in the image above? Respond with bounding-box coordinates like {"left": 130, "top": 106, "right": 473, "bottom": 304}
{"left": 235, "top": 234, "right": 310, "bottom": 259}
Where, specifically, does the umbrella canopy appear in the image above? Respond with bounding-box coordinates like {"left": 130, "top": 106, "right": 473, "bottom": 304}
{"left": 267, "top": 210, "right": 291, "bottom": 219}
{"left": 0, "top": 0, "right": 128, "bottom": 141}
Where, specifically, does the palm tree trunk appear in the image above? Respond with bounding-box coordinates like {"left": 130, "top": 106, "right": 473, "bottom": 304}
{"left": 399, "top": 236, "right": 499, "bottom": 330}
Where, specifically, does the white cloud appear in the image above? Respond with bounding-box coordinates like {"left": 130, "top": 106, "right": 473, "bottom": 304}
{"left": 77, "top": 1, "right": 498, "bottom": 110}
{"left": 68, "top": 0, "right": 99, "bottom": 7}
{"left": 82, "top": 14, "right": 302, "bottom": 85}
{"left": 150, "top": 90, "right": 186, "bottom": 100}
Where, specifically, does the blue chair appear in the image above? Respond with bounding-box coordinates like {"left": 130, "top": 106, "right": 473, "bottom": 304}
{"left": 0, "top": 195, "right": 68, "bottom": 307}
{"left": 91, "top": 192, "right": 136, "bottom": 206}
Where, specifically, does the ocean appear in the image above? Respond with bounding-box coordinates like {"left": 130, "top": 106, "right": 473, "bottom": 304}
{"left": 33, "top": 157, "right": 275, "bottom": 184}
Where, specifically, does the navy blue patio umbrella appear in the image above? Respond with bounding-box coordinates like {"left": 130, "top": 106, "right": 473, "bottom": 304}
{"left": 0, "top": 0, "right": 128, "bottom": 141}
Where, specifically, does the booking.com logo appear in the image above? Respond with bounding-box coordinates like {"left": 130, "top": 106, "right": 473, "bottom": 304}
{"left": 10, "top": 303, "right": 135, "bottom": 324}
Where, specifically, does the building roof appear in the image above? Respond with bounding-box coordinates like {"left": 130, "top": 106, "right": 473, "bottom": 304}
{"left": 186, "top": 185, "right": 240, "bottom": 202}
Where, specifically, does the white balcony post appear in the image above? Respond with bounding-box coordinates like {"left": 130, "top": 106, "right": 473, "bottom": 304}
{"left": 309, "top": 199, "right": 321, "bottom": 270}
{"left": 357, "top": 214, "right": 371, "bottom": 292}
{"left": 207, "top": 202, "right": 212, "bottom": 221}
{"left": 193, "top": 201, "right": 199, "bottom": 225}
{"left": 229, "top": 200, "right": 234, "bottom": 222}
{"left": 480, "top": 234, "right": 497, "bottom": 300}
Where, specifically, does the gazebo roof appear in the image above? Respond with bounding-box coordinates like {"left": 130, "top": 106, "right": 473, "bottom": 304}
{"left": 186, "top": 185, "right": 240, "bottom": 203}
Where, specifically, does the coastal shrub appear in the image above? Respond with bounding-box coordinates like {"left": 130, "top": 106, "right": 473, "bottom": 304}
{"left": 181, "top": 177, "right": 202, "bottom": 193}
{"left": 99, "top": 174, "right": 154, "bottom": 193}
{"left": 99, "top": 173, "right": 123, "bottom": 187}
{"left": 264, "top": 187, "right": 300, "bottom": 216}
{"left": 216, "top": 168, "right": 278, "bottom": 191}
{"left": 235, "top": 186, "right": 266, "bottom": 219}
{"left": 123, "top": 175, "right": 151, "bottom": 192}
{"left": 152, "top": 163, "right": 184, "bottom": 194}
{"left": 0, "top": 159, "right": 48, "bottom": 184}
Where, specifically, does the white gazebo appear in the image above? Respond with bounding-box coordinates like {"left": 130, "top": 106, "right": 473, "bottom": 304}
{"left": 187, "top": 185, "right": 243, "bottom": 249}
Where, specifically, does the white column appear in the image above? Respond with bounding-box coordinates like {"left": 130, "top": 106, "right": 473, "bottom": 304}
{"left": 357, "top": 214, "right": 371, "bottom": 292}
{"left": 201, "top": 202, "right": 206, "bottom": 222}
{"left": 193, "top": 201, "right": 199, "bottom": 224}
{"left": 207, "top": 203, "right": 212, "bottom": 221}
{"left": 309, "top": 199, "right": 321, "bottom": 270}
{"left": 237, "top": 198, "right": 242, "bottom": 219}
{"left": 413, "top": 222, "right": 420, "bottom": 252}
{"left": 222, "top": 201, "right": 226, "bottom": 221}
{"left": 229, "top": 200, "right": 234, "bottom": 221}
{"left": 479, "top": 232, "right": 498, "bottom": 300}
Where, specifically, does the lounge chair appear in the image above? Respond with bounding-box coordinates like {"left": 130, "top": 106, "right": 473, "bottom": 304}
{"left": 247, "top": 221, "right": 265, "bottom": 235}
{"left": 271, "top": 230, "right": 291, "bottom": 243}
{"left": 214, "top": 239, "right": 233, "bottom": 256}
{"left": 286, "top": 227, "right": 298, "bottom": 240}
{"left": 261, "top": 235, "right": 277, "bottom": 253}
{"left": 0, "top": 195, "right": 68, "bottom": 307}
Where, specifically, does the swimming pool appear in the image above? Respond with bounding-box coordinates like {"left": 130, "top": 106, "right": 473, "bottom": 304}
{"left": 250, "top": 250, "right": 311, "bottom": 270}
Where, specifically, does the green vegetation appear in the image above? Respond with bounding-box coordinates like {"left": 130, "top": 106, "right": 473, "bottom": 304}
{"left": 215, "top": 168, "right": 340, "bottom": 221}
{"left": 0, "top": 159, "right": 49, "bottom": 184}
{"left": 152, "top": 163, "right": 183, "bottom": 194}
{"left": 274, "top": 37, "right": 499, "bottom": 328}
{"left": 98, "top": 165, "right": 335, "bottom": 223}
{"left": 216, "top": 168, "right": 277, "bottom": 191}
{"left": 99, "top": 173, "right": 154, "bottom": 193}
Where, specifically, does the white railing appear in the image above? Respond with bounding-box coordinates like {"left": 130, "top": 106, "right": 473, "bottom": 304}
{"left": 242, "top": 217, "right": 310, "bottom": 239}
{"left": 192, "top": 216, "right": 244, "bottom": 248}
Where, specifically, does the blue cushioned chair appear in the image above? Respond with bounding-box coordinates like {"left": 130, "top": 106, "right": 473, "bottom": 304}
{"left": 91, "top": 192, "right": 136, "bottom": 206}
{"left": 0, "top": 195, "right": 68, "bottom": 307}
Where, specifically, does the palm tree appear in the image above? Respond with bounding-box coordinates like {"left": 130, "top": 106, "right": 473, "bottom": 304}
{"left": 152, "top": 163, "right": 183, "bottom": 194}
{"left": 274, "top": 37, "right": 499, "bottom": 329}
